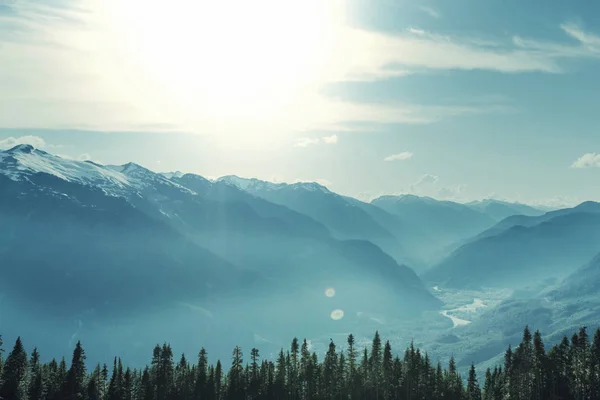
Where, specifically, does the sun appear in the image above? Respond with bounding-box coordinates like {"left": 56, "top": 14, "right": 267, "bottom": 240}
{"left": 105, "top": 0, "right": 342, "bottom": 141}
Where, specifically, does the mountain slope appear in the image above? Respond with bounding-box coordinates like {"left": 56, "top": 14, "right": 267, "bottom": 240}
{"left": 467, "top": 199, "right": 545, "bottom": 221}
{"left": 0, "top": 171, "right": 256, "bottom": 317}
{"left": 0, "top": 147, "right": 441, "bottom": 318}
{"left": 469, "top": 201, "right": 600, "bottom": 243}
{"left": 425, "top": 211, "right": 600, "bottom": 289}
{"left": 550, "top": 252, "right": 600, "bottom": 300}
{"left": 217, "top": 175, "right": 412, "bottom": 266}
{"left": 371, "top": 195, "right": 497, "bottom": 264}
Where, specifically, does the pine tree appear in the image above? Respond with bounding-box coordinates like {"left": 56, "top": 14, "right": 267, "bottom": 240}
{"left": 227, "top": 346, "right": 244, "bottom": 399}
{"left": 275, "top": 349, "right": 287, "bottom": 398}
{"left": 28, "top": 347, "right": 44, "bottom": 400}
{"left": 467, "top": 363, "right": 481, "bottom": 400}
{"left": 532, "top": 330, "right": 548, "bottom": 400}
{"left": 370, "top": 331, "right": 383, "bottom": 399}
{"left": 194, "top": 348, "right": 208, "bottom": 399}
{"left": 214, "top": 360, "right": 223, "bottom": 400}
{"left": 0, "top": 337, "right": 28, "bottom": 400}
{"left": 0, "top": 335, "right": 4, "bottom": 380}
{"left": 323, "top": 339, "right": 338, "bottom": 399}
{"left": 64, "top": 340, "right": 87, "bottom": 400}
{"left": 290, "top": 338, "right": 299, "bottom": 400}
{"left": 249, "top": 348, "right": 261, "bottom": 399}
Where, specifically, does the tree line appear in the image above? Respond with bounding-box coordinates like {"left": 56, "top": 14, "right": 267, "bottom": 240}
{"left": 0, "top": 326, "right": 599, "bottom": 400}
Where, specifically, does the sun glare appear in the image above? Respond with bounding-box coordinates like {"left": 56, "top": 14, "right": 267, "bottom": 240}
{"left": 106, "top": 0, "right": 342, "bottom": 136}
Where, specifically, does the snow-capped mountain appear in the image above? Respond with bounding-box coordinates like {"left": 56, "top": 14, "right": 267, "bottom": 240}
{"left": 0, "top": 145, "right": 442, "bottom": 327}
{"left": 0, "top": 144, "right": 130, "bottom": 194}
{"left": 218, "top": 175, "right": 331, "bottom": 194}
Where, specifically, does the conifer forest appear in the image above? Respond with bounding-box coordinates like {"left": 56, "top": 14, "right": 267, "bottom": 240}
{"left": 1, "top": 326, "right": 599, "bottom": 400}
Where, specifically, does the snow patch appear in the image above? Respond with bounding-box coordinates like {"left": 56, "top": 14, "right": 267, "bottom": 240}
{"left": 0, "top": 147, "right": 131, "bottom": 193}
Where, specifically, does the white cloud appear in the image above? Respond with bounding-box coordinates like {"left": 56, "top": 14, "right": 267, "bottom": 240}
{"left": 436, "top": 184, "right": 467, "bottom": 200}
{"left": 571, "top": 153, "right": 600, "bottom": 168}
{"left": 0, "top": 135, "right": 46, "bottom": 149}
{"left": 1, "top": 1, "right": 600, "bottom": 139}
{"left": 294, "top": 134, "right": 339, "bottom": 147}
{"left": 294, "top": 137, "right": 321, "bottom": 148}
{"left": 406, "top": 174, "right": 468, "bottom": 200}
{"left": 561, "top": 23, "right": 600, "bottom": 51}
{"left": 295, "top": 178, "right": 332, "bottom": 187}
{"left": 322, "top": 134, "right": 338, "bottom": 144}
{"left": 408, "top": 28, "right": 426, "bottom": 36}
{"left": 411, "top": 174, "right": 439, "bottom": 188}
{"left": 419, "top": 6, "right": 441, "bottom": 19}
{"left": 384, "top": 152, "right": 413, "bottom": 162}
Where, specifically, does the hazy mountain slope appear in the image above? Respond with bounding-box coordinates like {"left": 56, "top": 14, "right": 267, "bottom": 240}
{"left": 0, "top": 145, "right": 443, "bottom": 364}
{"left": 0, "top": 172, "right": 256, "bottom": 317}
{"left": 217, "top": 175, "right": 412, "bottom": 266}
{"left": 425, "top": 211, "right": 600, "bottom": 289}
{"left": 467, "top": 199, "right": 545, "bottom": 221}
{"left": 471, "top": 201, "right": 600, "bottom": 243}
{"left": 449, "top": 253, "right": 600, "bottom": 370}
{"left": 371, "top": 195, "right": 496, "bottom": 264}
{"left": 0, "top": 146, "right": 440, "bottom": 316}
{"left": 550, "top": 252, "right": 600, "bottom": 300}
{"left": 174, "top": 174, "right": 331, "bottom": 240}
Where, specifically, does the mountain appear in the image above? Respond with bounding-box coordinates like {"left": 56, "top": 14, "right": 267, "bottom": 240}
{"left": 0, "top": 146, "right": 257, "bottom": 316}
{"left": 466, "top": 199, "right": 545, "bottom": 221}
{"left": 550, "top": 252, "right": 600, "bottom": 300}
{"left": 470, "top": 201, "right": 600, "bottom": 243}
{"left": 424, "top": 206, "right": 600, "bottom": 289}
{"left": 445, "top": 252, "right": 600, "bottom": 370}
{"left": 217, "top": 175, "right": 413, "bottom": 267}
{"left": 0, "top": 146, "right": 441, "bottom": 362}
{"left": 371, "top": 195, "right": 497, "bottom": 265}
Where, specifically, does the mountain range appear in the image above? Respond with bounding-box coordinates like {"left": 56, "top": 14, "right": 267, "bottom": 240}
{"left": 425, "top": 201, "right": 600, "bottom": 289}
{"left": 3, "top": 144, "right": 599, "bottom": 368}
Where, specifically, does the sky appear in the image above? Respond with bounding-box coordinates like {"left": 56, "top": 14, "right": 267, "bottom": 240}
{"left": 1, "top": 0, "right": 600, "bottom": 207}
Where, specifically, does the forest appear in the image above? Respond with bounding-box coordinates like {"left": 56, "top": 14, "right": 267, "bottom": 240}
{"left": 0, "top": 326, "right": 599, "bottom": 400}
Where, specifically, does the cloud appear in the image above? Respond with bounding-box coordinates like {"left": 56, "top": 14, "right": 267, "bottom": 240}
{"left": 295, "top": 178, "right": 332, "bottom": 187}
{"left": 2, "top": 0, "right": 600, "bottom": 138}
{"left": 406, "top": 174, "right": 467, "bottom": 200}
{"left": 294, "top": 134, "right": 339, "bottom": 147}
{"left": 322, "top": 134, "right": 338, "bottom": 144}
{"left": 411, "top": 174, "right": 439, "bottom": 188}
{"left": 561, "top": 22, "right": 600, "bottom": 51}
{"left": 436, "top": 184, "right": 467, "bottom": 199}
{"left": 419, "top": 6, "right": 441, "bottom": 19}
{"left": 294, "top": 137, "right": 321, "bottom": 148}
{"left": 384, "top": 152, "right": 413, "bottom": 162}
{"left": 571, "top": 153, "right": 600, "bottom": 168}
{"left": 0, "top": 135, "right": 46, "bottom": 149}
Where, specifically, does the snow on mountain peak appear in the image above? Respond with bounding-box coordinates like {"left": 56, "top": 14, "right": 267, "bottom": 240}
{"left": 0, "top": 147, "right": 130, "bottom": 192}
{"left": 218, "top": 175, "right": 330, "bottom": 194}
{"left": 8, "top": 144, "right": 35, "bottom": 154}
{"left": 161, "top": 171, "right": 185, "bottom": 179}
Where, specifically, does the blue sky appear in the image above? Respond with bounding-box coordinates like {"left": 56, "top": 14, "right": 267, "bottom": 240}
{"left": 1, "top": 0, "right": 600, "bottom": 206}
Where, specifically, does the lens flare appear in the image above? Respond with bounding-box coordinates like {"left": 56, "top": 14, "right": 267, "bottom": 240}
{"left": 325, "top": 287, "right": 336, "bottom": 298}
{"left": 330, "top": 309, "right": 344, "bottom": 320}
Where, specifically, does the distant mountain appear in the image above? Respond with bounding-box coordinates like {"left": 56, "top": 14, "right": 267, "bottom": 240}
{"left": 466, "top": 199, "right": 545, "bottom": 221}
{"left": 425, "top": 206, "right": 600, "bottom": 289}
{"left": 450, "top": 252, "right": 600, "bottom": 370}
{"left": 0, "top": 146, "right": 441, "bottom": 356}
{"left": 371, "top": 195, "right": 497, "bottom": 265}
{"left": 217, "top": 175, "right": 413, "bottom": 267}
{"left": 550, "top": 252, "right": 600, "bottom": 300}
{"left": 467, "top": 201, "right": 600, "bottom": 243}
